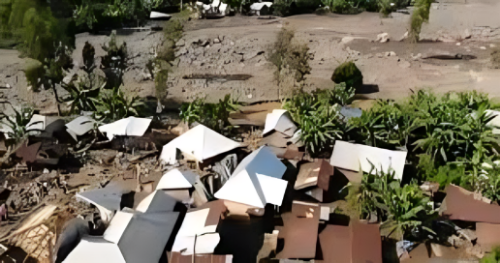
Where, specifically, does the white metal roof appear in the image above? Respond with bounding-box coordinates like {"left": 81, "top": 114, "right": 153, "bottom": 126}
{"left": 160, "top": 124, "right": 241, "bottom": 165}
{"left": 214, "top": 146, "right": 288, "bottom": 208}
{"left": 263, "top": 109, "right": 297, "bottom": 136}
{"left": 156, "top": 169, "right": 198, "bottom": 190}
{"left": 98, "top": 117, "right": 152, "bottom": 140}
{"left": 329, "top": 140, "right": 407, "bottom": 180}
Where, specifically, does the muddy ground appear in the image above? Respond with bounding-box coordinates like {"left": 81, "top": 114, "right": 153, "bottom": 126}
{"left": 1, "top": 0, "right": 500, "bottom": 114}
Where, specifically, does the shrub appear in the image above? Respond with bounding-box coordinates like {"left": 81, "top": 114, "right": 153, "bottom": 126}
{"left": 0, "top": 107, "right": 39, "bottom": 143}
{"left": 268, "top": 28, "right": 312, "bottom": 92}
{"left": 179, "top": 94, "right": 240, "bottom": 133}
{"left": 283, "top": 87, "right": 354, "bottom": 154}
{"left": 331, "top": 61, "right": 363, "bottom": 90}
{"left": 409, "top": 0, "right": 433, "bottom": 42}
{"left": 96, "top": 86, "right": 145, "bottom": 122}
{"left": 482, "top": 247, "right": 500, "bottom": 263}
{"left": 348, "top": 168, "right": 435, "bottom": 240}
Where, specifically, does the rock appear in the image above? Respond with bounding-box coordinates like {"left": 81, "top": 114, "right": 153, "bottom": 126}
{"left": 401, "top": 31, "right": 409, "bottom": 41}
{"left": 230, "top": 41, "right": 235, "bottom": 46}
{"left": 176, "top": 39, "right": 185, "bottom": 47}
{"left": 376, "top": 33, "right": 390, "bottom": 43}
{"left": 490, "top": 44, "right": 497, "bottom": 48}
{"left": 376, "top": 53, "right": 383, "bottom": 58}
{"left": 43, "top": 168, "right": 49, "bottom": 174}
{"left": 398, "top": 60, "right": 411, "bottom": 69}
{"left": 341, "top": 36, "right": 354, "bottom": 44}
{"left": 480, "top": 46, "right": 486, "bottom": 50}
{"left": 411, "top": 53, "right": 422, "bottom": 60}
{"left": 213, "top": 38, "right": 220, "bottom": 44}
{"left": 456, "top": 42, "right": 461, "bottom": 46}
{"left": 462, "top": 29, "right": 472, "bottom": 40}
{"left": 385, "top": 51, "right": 396, "bottom": 57}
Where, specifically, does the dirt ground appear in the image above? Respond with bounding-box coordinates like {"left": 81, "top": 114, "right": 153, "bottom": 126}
{"left": 1, "top": 0, "right": 500, "bottom": 114}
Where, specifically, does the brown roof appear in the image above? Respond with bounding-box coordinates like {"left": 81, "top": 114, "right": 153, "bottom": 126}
{"left": 336, "top": 168, "right": 362, "bottom": 184}
{"left": 476, "top": 222, "right": 500, "bottom": 252}
{"left": 317, "top": 225, "right": 351, "bottom": 263}
{"left": 168, "top": 252, "right": 232, "bottom": 263}
{"left": 295, "top": 159, "right": 333, "bottom": 191}
{"left": 15, "top": 141, "right": 41, "bottom": 164}
{"left": 276, "top": 212, "right": 319, "bottom": 259}
{"left": 351, "top": 220, "right": 382, "bottom": 263}
{"left": 316, "top": 221, "right": 381, "bottom": 263}
{"left": 291, "top": 201, "right": 320, "bottom": 219}
{"left": 442, "top": 184, "right": 500, "bottom": 223}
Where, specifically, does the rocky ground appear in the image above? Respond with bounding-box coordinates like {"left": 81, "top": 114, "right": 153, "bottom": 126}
{"left": 1, "top": 0, "right": 500, "bottom": 112}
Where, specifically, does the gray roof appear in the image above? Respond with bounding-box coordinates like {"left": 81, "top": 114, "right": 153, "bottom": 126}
{"left": 118, "top": 211, "right": 180, "bottom": 263}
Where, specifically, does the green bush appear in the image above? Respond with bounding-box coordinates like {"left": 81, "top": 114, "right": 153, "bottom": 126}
{"left": 482, "top": 247, "right": 500, "bottom": 263}
{"left": 348, "top": 168, "right": 435, "bottom": 240}
{"left": 180, "top": 95, "right": 240, "bottom": 133}
{"left": 331, "top": 61, "right": 363, "bottom": 90}
{"left": 283, "top": 86, "right": 354, "bottom": 154}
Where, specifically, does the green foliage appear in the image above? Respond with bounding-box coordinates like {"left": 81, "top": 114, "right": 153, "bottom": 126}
{"left": 96, "top": 86, "right": 145, "bottom": 122}
{"left": 331, "top": 61, "right": 363, "bottom": 90}
{"left": 482, "top": 247, "right": 500, "bottom": 263}
{"left": 410, "top": 0, "right": 433, "bottom": 42}
{"left": 417, "top": 154, "right": 467, "bottom": 189}
{"left": 0, "top": 107, "right": 39, "bottom": 143}
{"left": 349, "top": 168, "right": 435, "bottom": 240}
{"left": 180, "top": 95, "right": 240, "bottom": 133}
{"left": 272, "top": 0, "right": 293, "bottom": 16}
{"left": 73, "top": 0, "right": 148, "bottom": 30}
{"left": 478, "top": 159, "right": 500, "bottom": 202}
{"left": 283, "top": 86, "right": 354, "bottom": 154}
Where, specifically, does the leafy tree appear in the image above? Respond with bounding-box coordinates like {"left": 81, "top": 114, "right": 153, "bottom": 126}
{"left": 410, "top": 0, "right": 433, "bottom": 42}
{"left": 73, "top": 0, "right": 148, "bottom": 30}
{"left": 482, "top": 247, "right": 500, "bottom": 263}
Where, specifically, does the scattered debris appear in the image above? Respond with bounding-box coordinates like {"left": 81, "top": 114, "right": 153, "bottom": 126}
{"left": 263, "top": 110, "right": 297, "bottom": 137}
{"left": 98, "top": 117, "right": 152, "bottom": 141}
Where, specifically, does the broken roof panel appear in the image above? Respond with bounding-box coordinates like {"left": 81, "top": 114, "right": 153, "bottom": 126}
{"left": 263, "top": 110, "right": 297, "bottom": 137}
{"left": 103, "top": 210, "right": 134, "bottom": 244}
{"left": 330, "top": 140, "right": 407, "bottom": 180}
{"left": 62, "top": 237, "right": 125, "bottom": 263}
{"left": 317, "top": 225, "right": 352, "bottom": 263}
{"left": 156, "top": 169, "right": 198, "bottom": 190}
{"left": 441, "top": 184, "right": 500, "bottom": 224}
{"left": 160, "top": 124, "right": 241, "bottom": 165}
{"left": 66, "top": 116, "right": 96, "bottom": 140}
{"left": 316, "top": 221, "right": 382, "bottom": 263}
{"left": 119, "top": 211, "right": 180, "bottom": 263}
{"left": 351, "top": 221, "right": 382, "bottom": 263}
{"left": 15, "top": 141, "right": 41, "bottom": 164}
{"left": 76, "top": 183, "right": 129, "bottom": 223}
{"left": 27, "top": 114, "right": 46, "bottom": 132}
{"left": 294, "top": 159, "right": 333, "bottom": 191}
{"left": 135, "top": 190, "right": 178, "bottom": 213}
{"left": 276, "top": 212, "right": 319, "bottom": 259}
{"left": 172, "top": 201, "right": 227, "bottom": 255}
{"left": 215, "top": 146, "right": 288, "bottom": 208}
{"left": 98, "top": 117, "right": 152, "bottom": 141}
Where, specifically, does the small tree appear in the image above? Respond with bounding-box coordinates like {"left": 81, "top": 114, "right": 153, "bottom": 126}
{"left": 331, "top": 61, "right": 363, "bottom": 90}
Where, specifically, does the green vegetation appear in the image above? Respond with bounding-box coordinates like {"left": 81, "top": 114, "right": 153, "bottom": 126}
{"left": 179, "top": 95, "right": 240, "bottom": 133}
{"left": 0, "top": 107, "right": 39, "bottom": 143}
{"left": 347, "top": 168, "right": 435, "bottom": 240}
{"left": 73, "top": 0, "right": 148, "bottom": 30}
{"left": 283, "top": 84, "right": 355, "bottom": 154}
{"left": 286, "top": 88, "right": 500, "bottom": 201}
{"left": 482, "top": 247, "right": 500, "bottom": 263}
{"left": 331, "top": 61, "right": 363, "bottom": 90}
{"left": 410, "top": 0, "right": 433, "bottom": 42}
{"left": 95, "top": 86, "right": 144, "bottom": 122}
